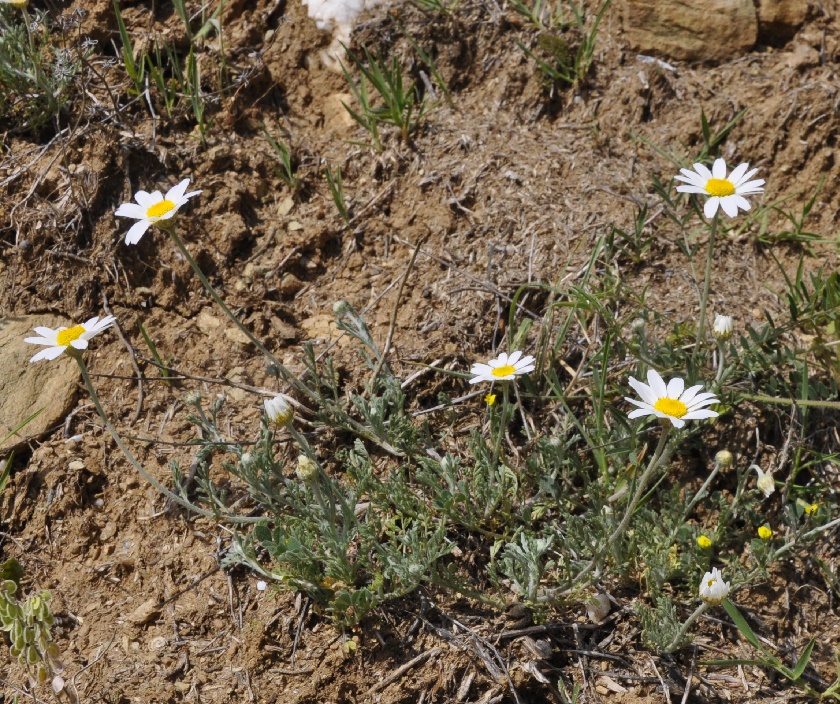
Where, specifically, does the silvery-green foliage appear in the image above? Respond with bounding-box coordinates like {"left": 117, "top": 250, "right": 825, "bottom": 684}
{"left": 0, "top": 580, "right": 62, "bottom": 685}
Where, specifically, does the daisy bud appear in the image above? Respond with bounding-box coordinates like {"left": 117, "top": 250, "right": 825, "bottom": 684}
{"left": 699, "top": 567, "right": 730, "bottom": 605}
{"left": 713, "top": 314, "right": 734, "bottom": 341}
{"left": 296, "top": 455, "right": 319, "bottom": 482}
{"left": 715, "top": 450, "right": 733, "bottom": 467}
{"left": 585, "top": 593, "right": 611, "bottom": 623}
{"left": 752, "top": 465, "right": 775, "bottom": 498}
{"left": 264, "top": 395, "right": 294, "bottom": 426}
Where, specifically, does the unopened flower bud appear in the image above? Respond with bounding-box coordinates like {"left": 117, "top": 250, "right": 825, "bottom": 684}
{"left": 184, "top": 390, "right": 202, "bottom": 405}
{"left": 713, "top": 314, "right": 734, "bottom": 341}
{"left": 585, "top": 593, "right": 611, "bottom": 623}
{"left": 296, "top": 455, "right": 318, "bottom": 482}
{"left": 264, "top": 395, "right": 294, "bottom": 426}
{"left": 715, "top": 450, "right": 733, "bottom": 467}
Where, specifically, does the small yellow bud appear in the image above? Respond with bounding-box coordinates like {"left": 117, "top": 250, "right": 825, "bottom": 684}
{"left": 758, "top": 525, "right": 772, "bottom": 540}
{"left": 697, "top": 535, "right": 712, "bottom": 549}
{"left": 805, "top": 503, "right": 818, "bottom": 516}
{"left": 484, "top": 393, "right": 496, "bottom": 406}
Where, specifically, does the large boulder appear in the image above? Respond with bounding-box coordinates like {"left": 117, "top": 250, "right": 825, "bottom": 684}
{"left": 622, "top": 0, "right": 759, "bottom": 61}
{"left": 0, "top": 315, "right": 81, "bottom": 451}
{"left": 757, "top": 0, "right": 809, "bottom": 43}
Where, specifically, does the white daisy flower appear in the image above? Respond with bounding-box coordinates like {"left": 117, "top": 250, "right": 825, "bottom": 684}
{"left": 264, "top": 395, "right": 294, "bottom": 426}
{"left": 469, "top": 350, "right": 535, "bottom": 384}
{"left": 1, "top": 0, "right": 30, "bottom": 7}
{"left": 699, "top": 567, "right": 730, "bottom": 605}
{"left": 625, "top": 369, "right": 719, "bottom": 429}
{"left": 114, "top": 178, "right": 202, "bottom": 244}
{"left": 675, "top": 158, "right": 764, "bottom": 219}
{"left": 713, "top": 314, "right": 734, "bottom": 340}
{"left": 24, "top": 316, "right": 116, "bottom": 362}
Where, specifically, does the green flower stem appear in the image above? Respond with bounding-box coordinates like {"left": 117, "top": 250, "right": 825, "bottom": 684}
{"left": 286, "top": 422, "right": 354, "bottom": 526}
{"left": 715, "top": 340, "right": 726, "bottom": 385}
{"left": 693, "top": 211, "right": 719, "bottom": 374}
{"left": 490, "top": 383, "right": 510, "bottom": 474}
{"left": 569, "top": 424, "right": 673, "bottom": 589}
{"left": 72, "top": 351, "right": 260, "bottom": 523}
{"left": 664, "top": 601, "right": 710, "bottom": 653}
{"left": 165, "top": 226, "right": 313, "bottom": 401}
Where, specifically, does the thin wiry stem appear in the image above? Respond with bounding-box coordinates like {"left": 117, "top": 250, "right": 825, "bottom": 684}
{"left": 693, "top": 211, "right": 719, "bottom": 374}
{"left": 72, "top": 350, "right": 260, "bottom": 523}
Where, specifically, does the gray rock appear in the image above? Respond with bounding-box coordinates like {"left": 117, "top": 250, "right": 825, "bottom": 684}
{"left": 0, "top": 315, "right": 81, "bottom": 451}
{"left": 622, "top": 0, "right": 758, "bottom": 61}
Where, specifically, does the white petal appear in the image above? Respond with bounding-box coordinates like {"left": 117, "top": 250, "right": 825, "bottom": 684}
{"left": 666, "top": 377, "right": 684, "bottom": 398}
{"left": 166, "top": 178, "right": 191, "bottom": 203}
{"left": 70, "top": 338, "right": 89, "bottom": 350}
{"left": 125, "top": 220, "right": 152, "bottom": 244}
{"left": 683, "top": 409, "right": 719, "bottom": 420}
{"left": 114, "top": 203, "right": 146, "bottom": 219}
{"left": 712, "top": 158, "right": 727, "bottom": 179}
{"left": 719, "top": 196, "right": 739, "bottom": 218}
{"left": 679, "top": 384, "right": 705, "bottom": 404}
{"left": 628, "top": 377, "right": 658, "bottom": 406}
{"left": 704, "top": 197, "right": 720, "bottom": 219}
{"left": 628, "top": 408, "right": 652, "bottom": 419}
{"left": 31, "top": 345, "right": 67, "bottom": 362}
{"left": 727, "top": 162, "right": 749, "bottom": 184}
{"left": 676, "top": 169, "right": 706, "bottom": 185}
{"left": 733, "top": 195, "right": 751, "bottom": 212}
{"left": 183, "top": 190, "right": 202, "bottom": 200}
{"left": 625, "top": 397, "right": 653, "bottom": 410}
{"left": 507, "top": 350, "right": 523, "bottom": 365}
{"left": 736, "top": 179, "right": 765, "bottom": 193}
{"left": 134, "top": 190, "right": 158, "bottom": 208}
{"left": 23, "top": 336, "right": 54, "bottom": 346}
{"left": 471, "top": 363, "right": 493, "bottom": 376}
{"left": 693, "top": 163, "right": 713, "bottom": 180}
{"left": 646, "top": 369, "right": 667, "bottom": 399}
{"left": 32, "top": 326, "right": 58, "bottom": 337}
{"left": 733, "top": 167, "right": 759, "bottom": 186}
{"left": 676, "top": 185, "right": 707, "bottom": 194}
{"left": 668, "top": 416, "right": 686, "bottom": 428}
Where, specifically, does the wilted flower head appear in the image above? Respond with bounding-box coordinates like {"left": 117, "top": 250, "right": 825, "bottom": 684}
{"left": 296, "top": 455, "right": 318, "bottom": 482}
{"left": 585, "top": 593, "right": 611, "bottom": 623}
{"left": 675, "top": 158, "right": 765, "bottom": 219}
{"left": 713, "top": 314, "right": 734, "bottom": 340}
{"left": 115, "top": 178, "right": 201, "bottom": 244}
{"left": 625, "top": 369, "right": 719, "bottom": 429}
{"left": 469, "top": 350, "right": 535, "bottom": 384}
{"left": 24, "top": 316, "right": 115, "bottom": 362}
{"left": 264, "top": 395, "right": 294, "bottom": 426}
{"left": 752, "top": 465, "right": 775, "bottom": 498}
{"left": 699, "top": 567, "right": 730, "bottom": 605}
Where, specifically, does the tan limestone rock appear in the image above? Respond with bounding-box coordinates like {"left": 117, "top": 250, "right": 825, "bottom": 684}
{"left": 0, "top": 315, "right": 81, "bottom": 451}
{"left": 622, "top": 0, "right": 758, "bottom": 61}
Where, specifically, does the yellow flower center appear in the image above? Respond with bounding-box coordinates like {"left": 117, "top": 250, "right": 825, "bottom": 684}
{"left": 56, "top": 325, "right": 86, "bottom": 346}
{"left": 697, "top": 536, "right": 711, "bottom": 549}
{"left": 705, "top": 178, "right": 735, "bottom": 197}
{"left": 653, "top": 397, "right": 688, "bottom": 418}
{"left": 707, "top": 578, "right": 716, "bottom": 587}
{"left": 491, "top": 364, "right": 516, "bottom": 378}
{"left": 147, "top": 199, "right": 176, "bottom": 218}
